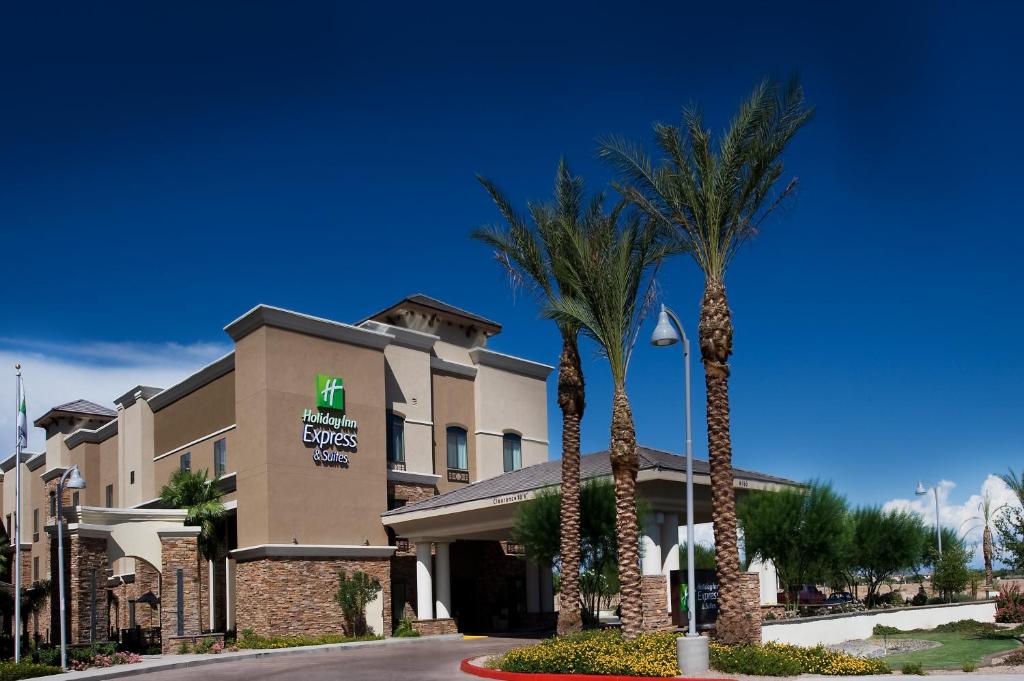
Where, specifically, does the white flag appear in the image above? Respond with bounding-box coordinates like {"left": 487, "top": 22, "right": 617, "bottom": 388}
{"left": 16, "top": 376, "right": 27, "bottom": 449}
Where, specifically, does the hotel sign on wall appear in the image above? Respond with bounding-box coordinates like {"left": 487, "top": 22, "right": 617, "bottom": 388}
{"left": 301, "top": 374, "right": 358, "bottom": 466}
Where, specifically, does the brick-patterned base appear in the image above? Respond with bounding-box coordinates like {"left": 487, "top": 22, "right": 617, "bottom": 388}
{"left": 641, "top": 575, "right": 673, "bottom": 631}
{"left": 160, "top": 536, "right": 202, "bottom": 654}
{"left": 234, "top": 557, "right": 391, "bottom": 639}
{"left": 410, "top": 618, "right": 457, "bottom": 635}
{"left": 740, "top": 573, "right": 763, "bottom": 643}
{"left": 69, "top": 535, "right": 111, "bottom": 644}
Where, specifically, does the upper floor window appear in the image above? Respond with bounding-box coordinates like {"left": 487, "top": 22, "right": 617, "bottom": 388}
{"left": 130, "top": 470, "right": 135, "bottom": 485}
{"left": 387, "top": 414, "right": 405, "bottom": 464}
{"left": 180, "top": 452, "right": 191, "bottom": 472}
{"left": 214, "top": 439, "right": 227, "bottom": 477}
{"left": 72, "top": 491, "right": 80, "bottom": 507}
{"left": 446, "top": 426, "right": 468, "bottom": 471}
{"left": 105, "top": 484, "right": 114, "bottom": 508}
{"left": 32, "top": 508, "right": 39, "bottom": 542}
{"left": 48, "top": 492, "right": 56, "bottom": 517}
{"left": 503, "top": 433, "right": 523, "bottom": 473}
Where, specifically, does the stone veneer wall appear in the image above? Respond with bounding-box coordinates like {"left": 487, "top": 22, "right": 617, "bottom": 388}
{"left": 640, "top": 575, "right": 673, "bottom": 631}
{"left": 68, "top": 535, "right": 111, "bottom": 644}
{"left": 234, "top": 557, "right": 391, "bottom": 638}
{"left": 159, "top": 536, "right": 202, "bottom": 654}
{"left": 739, "top": 572, "right": 764, "bottom": 642}
{"left": 410, "top": 618, "right": 458, "bottom": 635}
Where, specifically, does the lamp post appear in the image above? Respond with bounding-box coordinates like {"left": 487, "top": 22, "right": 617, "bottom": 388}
{"left": 56, "top": 464, "right": 86, "bottom": 671}
{"left": 651, "top": 304, "right": 708, "bottom": 674}
{"left": 915, "top": 481, "right": 942, "bottom": 556}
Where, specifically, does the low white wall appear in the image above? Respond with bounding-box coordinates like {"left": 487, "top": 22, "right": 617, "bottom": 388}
{"left": 762, "top": 601, "right": 997, "bottom": 647}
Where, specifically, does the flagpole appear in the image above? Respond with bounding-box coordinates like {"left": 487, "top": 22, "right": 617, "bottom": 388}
{"left": 14, "top": 364, "right": 22, "bottom": 663}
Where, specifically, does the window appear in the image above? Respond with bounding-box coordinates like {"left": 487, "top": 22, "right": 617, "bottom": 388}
{"left": 130, "top": 470, "right": 135, "bottom": 485}
{"left": 503, "top": 433, "right": 523, "bottom": 473}
{"left": 5, "top": 514, "right": 10, "bottom": 536}
{"left": 72, "top": 491, "right": 80, "bottom": 507}
{"left": 214, "top": 438, "right": 227, "bottom": 477}
{"left": 387, "top": 497, "right": 407, "bottom": 511}
{"left": 105, "top": 484, "right": 114, "bottom": 508}
{"left": 446, "top": 426, "right": 468, "bottom": 471}
{"left": 48, "top": 492, "right": 56, "bottom": 517}
{"left": 387, "top": 414, "right": 405, "bottom": 464}
{"left": 180, "top": 452, "right": 191, "bottom": 472}
{"left": 33, "top": 557, "right": 38, "bottom": 582}
{"left": 32, "top": 508, "right": 39, "bottom": 543}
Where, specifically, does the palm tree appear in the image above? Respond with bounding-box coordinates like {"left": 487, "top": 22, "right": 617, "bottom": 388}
{"left": 600, "top": 77, "right": 812, "bottom": 643}
{"left": 972, "top": 493, "right": 1000, "bottom": 588}
{"left": 546, "top": 207, "right": 669, "bottom": 638}
{"left": 159, "top": 467, "right": 226, "bottom": 632}
{"left": 473, "top": 160, "right": 589, "bottom": 635}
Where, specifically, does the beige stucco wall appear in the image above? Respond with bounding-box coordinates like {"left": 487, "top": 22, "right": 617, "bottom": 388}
{"left": 431, "top": 371, "right": 476, "bottom": 494}
{"left": 472, "top": 364, "right": 548, "bottom": 480}
{"left": 119, "top": 398, "right": 156, "bottom": 507}
{"left": 233, "top": 325, "right": 389, "bottom": 548}
{"left": 153, "top": 428, "right": 236, "bottom": 490}
{"left": 382, "top": 343, "right": 433, "bottom": 475}
{"left": 153, "top": 372, "right": 235, "bottom": 457}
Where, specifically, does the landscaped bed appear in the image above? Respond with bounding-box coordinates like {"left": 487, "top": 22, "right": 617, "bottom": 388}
{"left": 866, "top": 620, "right": 1023, "bottom": 670}
{"left": 486, "top": 629, "right": 891, "bottom": 677}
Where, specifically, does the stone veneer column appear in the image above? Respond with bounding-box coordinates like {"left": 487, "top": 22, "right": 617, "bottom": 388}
{"left": 415, "top": 541, "right": 434, "bottom": 620}
{"left": 739, "top": 572, "right": 763, "bottom": 643}
{"left": 67, "top": 534, "right": 111, "bottom": 644}
{"left": 160, "top": 531, "right": 202, "bottom": 653}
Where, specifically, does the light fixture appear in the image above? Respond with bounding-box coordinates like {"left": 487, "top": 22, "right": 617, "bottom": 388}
{"left": 650, "top": 305, "right": 680, "bottom": 346}
{"left": 66, "top": 465, "right": 86, "bottom": 490}
{"left": 915, "top": 481, "right": 926, "bottom": 496}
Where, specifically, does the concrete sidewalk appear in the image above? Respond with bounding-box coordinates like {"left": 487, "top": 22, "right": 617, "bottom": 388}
{"left": 57, "top": 633, "right": 463, "bottom": 680}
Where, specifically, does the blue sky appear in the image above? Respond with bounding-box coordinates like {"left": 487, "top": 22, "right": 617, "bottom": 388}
{"left": 2, "top": 2, "right": 1022, "bottom": 552}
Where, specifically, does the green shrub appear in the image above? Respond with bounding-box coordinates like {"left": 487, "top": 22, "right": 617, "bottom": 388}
{"left": 711, "top": 643, "right": 803, "bottom": 676}
{"left": 193, "top": 637, "right": 215, "bottom": 654}
{"left": 933, "top": 619, "right": 998, "bottom": 634}
{"left": 873, "top": 624, "right": 901, "bottom": 636}
{"left": 0, "top": 661, "right": 63, "bottom": 679}
{"left": 901, "top": 662, "right": 925, "bottom": 675}
{"left": 235, "top": 632, "right": 381, "bottom": 650}
{"left": 334, "top": 571, "right": 382, "bottom": 637}
{"left": 176, "top": 640, "right": 191, "bottom": 654}
{"left": 962, "top": 663, "right": 977, "bottom": 672}
{"left": 393, "top": 618, "right": 419, "bottom": 638}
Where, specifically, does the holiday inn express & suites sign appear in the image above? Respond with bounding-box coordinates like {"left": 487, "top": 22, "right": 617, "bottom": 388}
{"left": 301, "top": 373, "right": 358, "bottom": 466}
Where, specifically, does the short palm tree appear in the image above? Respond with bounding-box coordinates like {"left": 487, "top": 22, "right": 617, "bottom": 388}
{"left": 473, "top": 160, "right": 589, "bottom": 634}
{"left": 547, "top": 207, "right": 669, "bottom": 638}
{"left": 977, "top": 493, "right": 999, "bottom": 587}
{"left": 159, "top": 468, "right": 226, "bottom": 632}
{"left": 600, "top": 77, "right": 812, "bottom": 643}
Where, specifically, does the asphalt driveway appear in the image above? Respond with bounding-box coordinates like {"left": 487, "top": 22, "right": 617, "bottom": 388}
{"left": 126, "top": 635, "right": 531, "bottom": 681}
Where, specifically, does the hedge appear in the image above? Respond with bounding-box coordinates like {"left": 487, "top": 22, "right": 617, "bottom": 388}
{"left": 0, "top": 661, "right": 63, "bottom": 680}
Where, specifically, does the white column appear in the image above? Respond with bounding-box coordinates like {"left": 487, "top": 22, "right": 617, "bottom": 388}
{"left": 526, "top": 560, "right": 541, "bottom": 613}
{"left": 434, "top": 542, "right": 452, "bottom": 619}
{"left": 208, "top": 558, "right": 215, "bottom": 632}
{"left": 225, "top": 556, "right": 234, "bottom": 630}
{"left": 415, "top": 541, "right": 434, "bottom": 620}
{"left": 539, "top": 562, "right": 554, "bottom": 613}
{"left": 661, "top": 513, "right": 680, "bottom": 610}
{"left": 641, "top": 513, "right": 663, "bottom": 576}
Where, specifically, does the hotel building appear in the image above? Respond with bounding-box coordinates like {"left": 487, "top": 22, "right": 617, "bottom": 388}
{"left": 0, "top": 294, "right": 789, "bottom": 650}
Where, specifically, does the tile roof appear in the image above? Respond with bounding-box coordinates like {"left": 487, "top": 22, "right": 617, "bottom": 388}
{"left": 382, "top": 445, "right": 797, "bottom": 517}
{"left": 51, "top": 399, "right": 116, "bottom": 417}
{"left": 362, "top": 294, "right": 502, "bottom": 332}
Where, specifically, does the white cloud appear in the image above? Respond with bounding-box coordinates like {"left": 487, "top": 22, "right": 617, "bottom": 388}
{"left": 0, "top": 338, "right": 230, "bottom": 453}
{"left": 883, "top": 476, "right": 1020, "bottom": 566}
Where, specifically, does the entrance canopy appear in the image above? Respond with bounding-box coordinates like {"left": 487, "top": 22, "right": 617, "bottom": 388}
{"left": 381, "top": 446, "right": 796, "bottom": 541}
{"left": 66, "top": 506, "right": 199, "bottom": 570}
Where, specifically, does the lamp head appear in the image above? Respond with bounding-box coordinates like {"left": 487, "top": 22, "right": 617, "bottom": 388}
{"left": 66, "top": 465, "right": 86, "bottom": 489}
{"left": 650, "top": 305, "right": 679, "bottom": 347}
{"left": 914, "top": 481, "right": 927, "bottom": 496}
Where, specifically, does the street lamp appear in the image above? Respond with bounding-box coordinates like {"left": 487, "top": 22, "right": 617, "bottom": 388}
{"left": 651, "top": 304, "right": 708, "bottom": 674}
{"left": 56, "top": 464, "right": 86, "bottom": 671}
{"left": 915, "top": 481, "right": 942, "bottom": 556}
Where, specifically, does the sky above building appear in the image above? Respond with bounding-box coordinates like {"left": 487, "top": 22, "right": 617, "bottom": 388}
{"left": 2, "top": 2, "right": 1022, "bottom": 561}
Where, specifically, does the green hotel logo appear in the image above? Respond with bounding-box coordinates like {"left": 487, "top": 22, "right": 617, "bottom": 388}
{"left": 316, "top": 374, "right": 345, "bottom": 411}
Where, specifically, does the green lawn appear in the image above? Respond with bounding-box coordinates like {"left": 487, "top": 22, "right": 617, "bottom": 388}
{"left": 874, "top": 630, "right": 1022, "bottom": 670}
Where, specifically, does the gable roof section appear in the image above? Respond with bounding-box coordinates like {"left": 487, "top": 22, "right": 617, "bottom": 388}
{"left": 33, "top": 399, "right": 116, "bottom": 428}
{"left": 382, "top": 445, "right": 797, "bottom": 517}
{"left": 363, "top": 294, "right": 502, "bottom": 336}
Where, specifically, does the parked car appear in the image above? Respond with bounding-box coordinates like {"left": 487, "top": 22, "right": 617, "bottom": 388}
{"left": 778, "top": 584, "right": 826, "bottom": 605}
{"left": 824, "top": 591, "right": 855, "bottom": 605}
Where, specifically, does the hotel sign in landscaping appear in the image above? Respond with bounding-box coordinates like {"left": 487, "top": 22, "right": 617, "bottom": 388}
{"left": 302, "top": 374, "right": 357, "bottom": 466}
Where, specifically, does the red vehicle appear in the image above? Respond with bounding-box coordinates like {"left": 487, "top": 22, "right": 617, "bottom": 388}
{"left": 777, "top": 584, "right": 826, "bottom": 605}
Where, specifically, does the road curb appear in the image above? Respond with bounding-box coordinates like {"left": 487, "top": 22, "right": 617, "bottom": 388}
{"left": 61, "top": 634, "right": 463, "bottom": 680}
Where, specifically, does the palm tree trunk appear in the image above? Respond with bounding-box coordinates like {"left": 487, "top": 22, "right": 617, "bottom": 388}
{"left": 983, "top": 526, "right": 993, "bottom": 587}
{"left": 699, "top": 278, "right": 751, "bottom": 644}
{"left": 556, "top": 336, "right": 585, "bottom": 635}
{"left": 609, "top": 384, "right": 643, "bottom": 638}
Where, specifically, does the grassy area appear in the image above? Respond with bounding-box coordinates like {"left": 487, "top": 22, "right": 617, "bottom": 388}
{"left": 874, "top": 629, "right": 1022, "bottom": 670}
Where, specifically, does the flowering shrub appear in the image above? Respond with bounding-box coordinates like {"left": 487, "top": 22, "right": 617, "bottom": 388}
{"left": 492, "top": 630, "right": 890, "bottom": 677}
{"left": 996, "top": 584, "right": 1024, "bottom": 623}
{"left": 69, "top": 651, "right": 143, "bottom": 671}
{"left": 711, "top": 642, "right": 891, "bottom": 676}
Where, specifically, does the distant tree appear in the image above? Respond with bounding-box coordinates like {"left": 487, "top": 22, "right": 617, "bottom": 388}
{"left": 921, "top": 527, "right": 966, "bottom": 570}
{"left": 930, "top": 542, "right": 972, "bottom": 602}
{"left": 679, "top": 542, "right": 717, "bottom": 571}
{"left": 996, "top": 469, "right": 1024, "bottom": 571}
{"left": 849, "top": 507, "right": 926, "bottom": 606}
{"left": 334, "top": 570, "right": 382, "bottom": 637}
{"left": 739, "top": 481, "right": 849, "bottom": 606}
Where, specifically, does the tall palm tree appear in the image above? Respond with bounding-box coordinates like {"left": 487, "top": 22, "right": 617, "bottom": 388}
{"left": 600, "top": 78, "right": 812, "bottom": 643}
{"left": 473, "top": 160, "right": 590, "bottom": 635}
{"left": 159, "top": 467, "right": 226, "bottom": 632}
{"left": 547, "top": 207, "right": 669, "bottom": 638}
{"left": 976, "top": 493, "right": 999, "bottom": 588}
